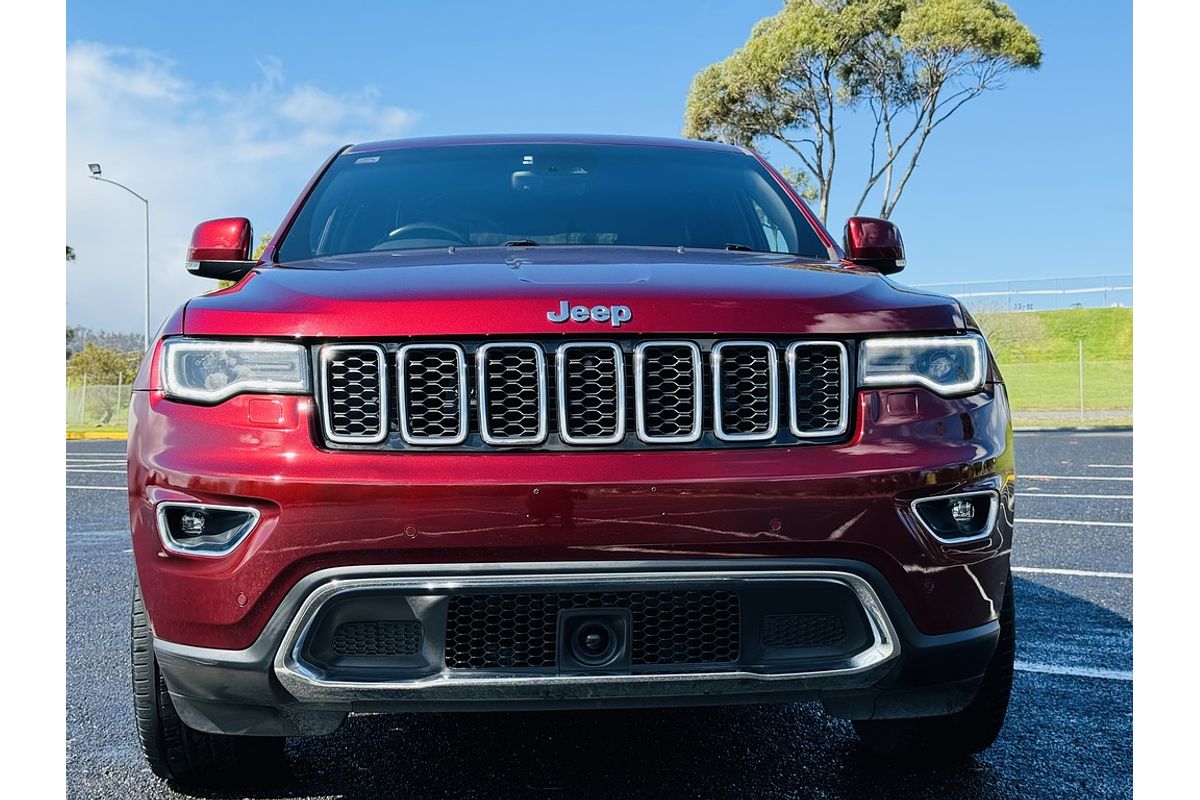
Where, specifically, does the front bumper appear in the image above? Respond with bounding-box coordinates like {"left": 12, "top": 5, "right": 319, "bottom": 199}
{"left": 129, "top": 384, "right": 1015, "bottom": 651}
{"left": 154, "top": 559, "right": 1001, "bottom": 736}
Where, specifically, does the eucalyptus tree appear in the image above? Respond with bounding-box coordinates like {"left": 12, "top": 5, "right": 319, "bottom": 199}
{"left": 683, "top": 0, "right": 1041, "bottom": 222}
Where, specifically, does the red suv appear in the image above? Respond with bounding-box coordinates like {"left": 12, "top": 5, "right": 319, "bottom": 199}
{"left": 128, "top": 135, "right": 1015, "bottom": 784}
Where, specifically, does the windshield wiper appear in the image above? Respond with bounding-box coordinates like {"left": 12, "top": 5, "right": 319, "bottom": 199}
{"left": 724, "top": 243, "right": 755, "bottom": 252}
{"left": 503, "top": 239, "right": 539, "bottom": 247}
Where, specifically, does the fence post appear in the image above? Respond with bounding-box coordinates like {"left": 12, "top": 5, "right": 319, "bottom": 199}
{"left": 79, "top": 374, "right": 88, "bottom": 424}
{"left": 1078, "top": 340, "right": 1085, "bottom": 423}
{"left": 117, "top": 374, "right": 124, "bottom": 422}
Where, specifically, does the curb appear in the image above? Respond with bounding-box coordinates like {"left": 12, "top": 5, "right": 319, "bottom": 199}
{"left": 1014, "top": 425, "right": 1132, "bottom": 433}
{"left": 66, "top": 431, "right": 128, "bottom": 441}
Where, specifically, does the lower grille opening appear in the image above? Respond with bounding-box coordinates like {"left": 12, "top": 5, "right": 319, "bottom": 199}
{"left": 443, "top": 590, "right": 740, "bottom": 670}
{"left": 761, "top": 613, "right": 846, "bottom": 648}
{"left": 331, "top": 620, "right": 423, "bottom": 657}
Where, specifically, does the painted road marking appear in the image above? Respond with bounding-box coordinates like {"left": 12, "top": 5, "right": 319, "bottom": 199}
{"left": 1019, "top": 492, "right": 1133, "bottom": 499}
{"left": 1020, "top": 518, "right": 1133, "bottom": 528}
{"left": 67, "top": 485, "right": 125, "bottom": 491}
{"left": 1022, "top": 475, "right": 1133, "bottom": 482}
{"left": 65, "top": 468, "right": 127, "bottom": 475}
{"left": 1086, "top": 464, "right": 1133, "bottom": 469}
{"left": 1015, "top": 661, "right": 1132, "bottom": 682}
{"left": 1013, "top": 566, "right": 1132, "bottom": 579}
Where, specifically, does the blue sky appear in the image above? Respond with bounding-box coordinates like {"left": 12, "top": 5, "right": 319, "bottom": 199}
{"left": 66, "top": 0, "right": 1131, "bottom": 332}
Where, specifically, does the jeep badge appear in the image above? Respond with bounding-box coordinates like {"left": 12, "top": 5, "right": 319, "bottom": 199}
{"left": 547, "top": 300, "right": 633, "bottom": 328}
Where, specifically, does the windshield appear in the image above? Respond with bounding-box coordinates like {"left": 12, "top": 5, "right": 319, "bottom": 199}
{"left": 275, "top": 143, "right": 830, "bottom": 262}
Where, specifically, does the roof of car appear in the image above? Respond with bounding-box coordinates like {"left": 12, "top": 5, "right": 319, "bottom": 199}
{"left": 345, "top": 133, "right": 750, "bottom": 156}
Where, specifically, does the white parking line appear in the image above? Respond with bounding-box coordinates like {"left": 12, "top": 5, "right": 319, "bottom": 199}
{"left": 1087, "top": 464, "right": 1133, "bottom": 469}
{"left": 1021, "top": 518, "right": 1133, "bottom": 528}
{"left": 1015, "top": 661, "right": 1132, "bottom": 682}
{"left": 1013, "top": 566, "right": 1132, "bottom": 579}
{"left": 1019, "top": 493, "right": 1133, "bottom": 499}
{"left": 67, "top": 485, "right": 125, "bottom": 492}
{"left": 1022, "top": 475, "right": 1133, "bottom": 482}
{"left": 65, "top": 468, "right": 127, "bottom": 474}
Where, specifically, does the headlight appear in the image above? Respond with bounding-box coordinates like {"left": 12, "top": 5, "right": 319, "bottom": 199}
{"left": 859, "top": 334, "right": 987, "bottom": 395}
{"left": 161, "top": 339, "right": 310, "bottom": 402}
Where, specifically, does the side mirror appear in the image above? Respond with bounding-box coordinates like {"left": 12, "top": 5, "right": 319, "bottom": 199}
{"left": 186, "top": 217, "right": 256, "bottom": 280}
{"left": 843, "top": 216, "right": 905, "bottom": 275}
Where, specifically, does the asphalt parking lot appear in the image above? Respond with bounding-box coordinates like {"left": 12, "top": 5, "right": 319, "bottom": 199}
{"left": 66, "top": 431, "right": 1132, "bottom": 799}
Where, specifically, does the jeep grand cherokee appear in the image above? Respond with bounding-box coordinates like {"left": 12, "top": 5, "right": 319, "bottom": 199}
{"left": 127, "top": 134, "right": 1015, "bottom": 784}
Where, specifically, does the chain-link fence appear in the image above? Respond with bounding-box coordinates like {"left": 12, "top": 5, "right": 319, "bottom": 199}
{"left": 914, "top": 275, "right": 1132, "bottom": 312}
{"left": 66, "top": 380, "right": 133, "bottom": 429}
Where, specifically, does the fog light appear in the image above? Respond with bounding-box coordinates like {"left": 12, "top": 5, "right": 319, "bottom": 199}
{"left": 179, "top": 510, "right": 207, "bottom": 536}
{"left": 156, "top": 503, "right": 260, "bottom": 557}
{"left": 949, "top": 498, "right": 975, "bottom": 524}
{"left": 911, "top": 491, "right": 998, "bottom": 543}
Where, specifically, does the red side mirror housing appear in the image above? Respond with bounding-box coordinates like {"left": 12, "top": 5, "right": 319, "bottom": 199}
{"left": 843, "top": 216, "right": 906, "bottom": 275}
{"left": 186, "top": 217, "right": 256, "bottom": 280}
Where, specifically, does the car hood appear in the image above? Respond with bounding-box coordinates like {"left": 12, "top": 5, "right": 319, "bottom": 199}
{"left": 182, "top": 247, "right": 965, "bottom": 338}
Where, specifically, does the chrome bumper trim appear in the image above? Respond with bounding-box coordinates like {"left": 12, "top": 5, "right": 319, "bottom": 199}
{"left": 271, "top": 566, "right": 900, "bottom": 703}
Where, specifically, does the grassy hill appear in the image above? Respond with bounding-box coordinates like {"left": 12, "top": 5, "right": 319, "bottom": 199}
{"left": 974, "top": 307, "right": 1132, "bottom": 422}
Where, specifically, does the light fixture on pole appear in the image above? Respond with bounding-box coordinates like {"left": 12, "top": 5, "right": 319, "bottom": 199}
{"left": 87, "top": 163, "right": 151, "bottom": 351}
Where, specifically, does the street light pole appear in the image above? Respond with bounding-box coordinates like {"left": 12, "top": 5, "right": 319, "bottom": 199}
{"left": 87, "top": 164, "right": 151, "bottom": 351}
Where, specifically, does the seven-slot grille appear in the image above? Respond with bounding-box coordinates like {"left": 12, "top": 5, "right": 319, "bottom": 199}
{"left": 318, "top": 339, "right": 848, "bottom": 448}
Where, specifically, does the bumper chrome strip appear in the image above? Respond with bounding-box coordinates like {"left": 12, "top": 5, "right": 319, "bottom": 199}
{"left": 271, "top": 567, "right": 899, "bottom": 702}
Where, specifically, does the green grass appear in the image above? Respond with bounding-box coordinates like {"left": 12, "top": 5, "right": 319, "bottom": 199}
{"left": 975, "top": 307, "right": 1132, "bottom": 363}
{"left": 1000, "top": 361, "right": 1131, "bottom": 410}
{"left": 975, "top": 308, "right": 1132, "bottom": 419}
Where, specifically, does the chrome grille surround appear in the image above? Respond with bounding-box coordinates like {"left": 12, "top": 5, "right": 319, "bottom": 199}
{"left": 786, "top": 341, "right": 849, "bottom": 438}
{"left": 319, "top": 344, "right": 388, "bottom": 444}
{"left": 477, "top": 342, "right": 548, "bottom": 446}
{"left": 396, "top": 343, "right": 469, "bottom": 445}
{"left": 634, "top": 341, "right": 703, "bottom": 444}
{"left": 556, "top": 342, "right": 626, "bottom": 445}
{"left": 710, "top": 341, "right": 778, "bottom": 442}
{"left": 317, "top": 338, "right": 851, "bottom": 450}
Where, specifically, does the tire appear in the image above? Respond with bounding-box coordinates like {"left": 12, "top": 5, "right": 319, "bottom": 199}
{"left": 853, "top": 571, "right": 1015, "bottom": 761}
{"left": 131, "top": 585, "right": 285, "bottom": 784}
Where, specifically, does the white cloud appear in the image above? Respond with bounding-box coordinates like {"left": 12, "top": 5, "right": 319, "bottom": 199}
{"left": 66, "top": 41, "right": 418, "bottom": 334}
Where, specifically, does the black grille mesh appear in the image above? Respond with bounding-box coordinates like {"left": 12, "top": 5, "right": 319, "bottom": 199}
{"left": 715, "top": 344, "right": 774, "bottom": 437}
{"left": 790, "top": 344, "right": 844, "bottom": 434}
{"left": 480, "top": 345, "right": 542, "bottom": 442}
{"left": 400, "top": 347, "right": 464, "bottom": 441}
{"left": 444, "top": 590, "right": 740, "bottom": 669}
{"left": 761, "top": 613, "right": 847, "bottom": 648}
{"left": 639, "top": 344, "right": 700, "bottom": 439}
{"left": 331, "top": 621, "right": 423, "bottom": 657}
{"left": 324, "top": 348, "right": 384, "bottom": 440}
{"left": 561, "top": 345, "right": 622, "bottom": 441}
